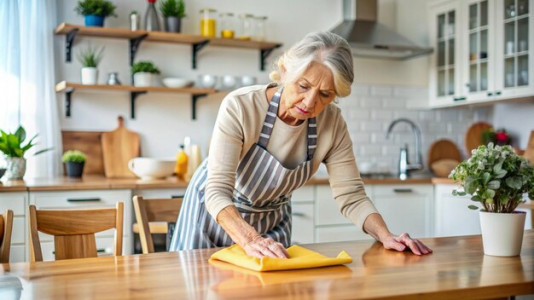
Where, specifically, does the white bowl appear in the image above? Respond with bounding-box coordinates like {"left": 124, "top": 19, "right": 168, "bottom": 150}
{"left": 128, "top": 157, "right": 175, "bottom": 180}
{"left": 198, "top": 74, "right": 218, "bottom": 88}
{"left": 163, "top": 77, "right": 193, "bottom": 88}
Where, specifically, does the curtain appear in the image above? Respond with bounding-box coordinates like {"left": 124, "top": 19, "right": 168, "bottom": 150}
{"left": 0, "top": 0, "right": 62, "bottom": 178}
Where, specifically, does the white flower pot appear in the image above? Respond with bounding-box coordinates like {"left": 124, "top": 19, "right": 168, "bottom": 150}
{"left": 479, "top": 210, "right": 526, "bottom": 256}
{"left": 133, "top": 72, "right": 159, "bottom": 87}
{"left": 81, "top": 67, "right": 98, "bottom": 85}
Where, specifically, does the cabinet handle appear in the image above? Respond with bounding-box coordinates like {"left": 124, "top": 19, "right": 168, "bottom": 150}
{"left": 453, "top": 96, "right": 466, "bottom": 101}
{"left": 171, "top": 195, "right": 185, "bottom": 198}
{"left": 495, "top": 91, "right": 502, "bottom": 95}
{"left": 67, "top": 198, "right": 102, "bottom": 202}
{"left": 487, "top": 92, "right": 493, "bottom": 96}
{"left": 97, "top": 249, "right": 106, "bottom": 253}
{"left": 292, "top": 212, "right": 306, "bottom": 217}
{"left": 393, "top": 188, "right": 413, "bottom": 193}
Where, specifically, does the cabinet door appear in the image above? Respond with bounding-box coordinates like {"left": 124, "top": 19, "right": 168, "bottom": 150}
{"left": 434, "top": 184, "right": 481, "bottom": 237}
{"left": 372, "top": 185, "right": 433, "bottom": 238}
{"left": 0, "top": 192, "right": 28, "bottom": 262}
{"left": 494, "top": 0, "right": 534, "bottom": 99}
{"left": 291, "top": 203, "right": 314, "bottom": 244}
{"left": 463, "top": 0, "right": 497, "bottom": 102}
{"left": 429, "top": 0, "right": 464, "bottom": 107}
{"left": 315, "top": 185, "right": 351, "bottom": 226}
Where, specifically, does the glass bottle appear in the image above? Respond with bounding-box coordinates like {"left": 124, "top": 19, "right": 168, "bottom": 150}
{"left": 253, "top": 16, "right": 267, "bottom": 41}
{"left": 219, "top": 12, "right": 235, "bottom": 39}
{"left": 237, "top": 14, "right": 254, "bottom": 40}
{"left": 144, "top": 0, "right": 161, "bottom": 31}
{"left": 200, "top": 8, "right": 217, "bottom": 37}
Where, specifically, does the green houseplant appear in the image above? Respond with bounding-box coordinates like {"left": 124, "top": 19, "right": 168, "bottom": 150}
{"left": 160, "top": 0, "right": 186, "bottom": 32}
{"left": 78, "top": 45, "right": 104, "bottom": 85}
{"left": 75, "top": 0, "right": 117, "bottom": 27}
{"left": 450, "top": 143, "right": 534, "bottom": 256}
{"left": 62, "top": 150, "right": 87, "bottom": 178}
{"left": 132, "top": 61, "right": 161, "bottom": 87}
{"left": 0, "top": 126, "right": 51, "bottom": 180}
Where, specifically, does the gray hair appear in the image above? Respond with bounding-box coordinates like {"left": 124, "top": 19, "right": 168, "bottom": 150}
{"left": 269, "top": 31, "right": 354, "bottom": 97}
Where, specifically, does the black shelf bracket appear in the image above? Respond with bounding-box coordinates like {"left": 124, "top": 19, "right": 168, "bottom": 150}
{"left": 65, "top": 29, "right": 79, "bottom": 62}
{"left": 191, "top": 94, "right": 208, "bottom": 120}
{"left": 65, "top": 88, "right": 74, "bottom": 117}
{"left": 191, "top": 40, "right": 209, "bottom": 69}
{"left": 130, "top": 91, "right": 147, "bottom": 119}
{"left": 260, "top": 45, "right": 281, "bottom": 71}
{"left": 130, "top": 34, "right": 148, "bottom": 66}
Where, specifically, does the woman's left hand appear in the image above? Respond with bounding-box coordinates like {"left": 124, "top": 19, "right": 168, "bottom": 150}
{"left": 381, "top": 233, "right": 432, "bottom": 255}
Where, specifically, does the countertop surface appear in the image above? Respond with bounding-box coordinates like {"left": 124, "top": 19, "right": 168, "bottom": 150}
{"left": 2, "top": 231, "right": 533, "bottom": 299}
{"left": 0, "top": 174, "right": 456, "bottom": 192}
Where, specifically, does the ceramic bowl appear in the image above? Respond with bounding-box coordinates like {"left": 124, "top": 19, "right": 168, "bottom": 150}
{"left": 198, "top": 74, "right": 218, "bottom": 88}
{"left": 240, "top": 75, "right": 257, "bottom": 87}
{"left": 128, "top": 157, "right": 175, "bottom": 180}
{"left": 221, "top": 75, "right": 237, "bottom": 90}
{"left": 162, "top": 77, "right": 193, "bottom": 88}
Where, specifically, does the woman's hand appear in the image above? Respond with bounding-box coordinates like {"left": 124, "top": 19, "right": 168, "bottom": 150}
{"left": 381, "top": 232, "right": 432, "bottom": 255}
{"left": 243, "top": 235, "right": 289, "bottom": 259}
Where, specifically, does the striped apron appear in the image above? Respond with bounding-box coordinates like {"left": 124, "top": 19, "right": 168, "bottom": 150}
{"left": 169, "top": 87, "right": 317, "bottom": 250}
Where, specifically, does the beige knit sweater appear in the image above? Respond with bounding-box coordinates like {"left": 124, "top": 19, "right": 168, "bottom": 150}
{"left": 205, "top": 84, "right": 378, "bottom": 231}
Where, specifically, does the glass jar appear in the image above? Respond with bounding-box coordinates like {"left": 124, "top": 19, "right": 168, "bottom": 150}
{"left": 237, "top": 14, "right": 254, "bottom": 40}
{"left": 199, "top": 8, "right": 217, "bottom": 37}
{"left": 219, "top": 13, "right": 235, "bottom": 39}
{"left": 253, "top": 16, "right": 267, "bottom": 41}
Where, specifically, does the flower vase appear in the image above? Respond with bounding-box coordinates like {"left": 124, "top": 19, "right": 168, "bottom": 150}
{"left": 479, "top": 210, "right": 526, "bottom": 256}
{"left": 5, "top": 157, "right": 26, "bottom": 180}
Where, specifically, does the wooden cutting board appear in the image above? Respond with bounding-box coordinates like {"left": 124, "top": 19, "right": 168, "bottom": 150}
{"left": 427, "top": 139, "right": 462, "bottom": 168}
{"left": 62, "top": 131, "right": 105, "bottom": 175}
{"left": 464, "top": 121, "right": 493, "bottom": 155}
{"left": 524, "top": 131, "right": 534, "bottom": 164}
{"left": 101, "top": 116, "right": 140, "bottom": 178}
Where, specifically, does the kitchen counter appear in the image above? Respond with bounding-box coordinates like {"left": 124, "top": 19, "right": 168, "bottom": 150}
{"left": 2, "top": 230, "right": 533, "bottom": 299}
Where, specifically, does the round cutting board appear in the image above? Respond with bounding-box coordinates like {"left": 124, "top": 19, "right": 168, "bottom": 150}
{"left": 464, "top": 121, "right": 493, "bottom": 155}
{"left": 427, "top": 139, "right": 462, "bottom": 168}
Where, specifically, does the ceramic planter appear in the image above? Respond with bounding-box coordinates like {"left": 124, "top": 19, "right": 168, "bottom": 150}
{"left": 164, "top": 17, "right": 181, "bottom": 33}
{"left": 479, "top": 210, "right": 526, "bottom": 256}
{"left": 5, "top": 157, "right": 26, "bottom": 180}
{"left": 81, "top": 67, "right": 98, "bottom": 85}
{"left": 65, "top": 162, "right": 85, "bottom": 178}
{"left": 85, "top": 15, "right": 105, "bottom": 27}
{"left": 134, "top": 72, "right": 159, "bottom": 87}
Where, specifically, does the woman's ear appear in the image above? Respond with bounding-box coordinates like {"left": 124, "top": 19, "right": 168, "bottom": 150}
{"left": 280, "top": 64, "right": 287, "bottom": 82}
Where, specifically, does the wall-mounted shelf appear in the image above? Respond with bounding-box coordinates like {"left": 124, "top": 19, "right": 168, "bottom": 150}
{"left": 55, "top": 81, "right": 217, "bottom": 120}
{"left": 55, "top": 23, "right": 282, "bottom": 70}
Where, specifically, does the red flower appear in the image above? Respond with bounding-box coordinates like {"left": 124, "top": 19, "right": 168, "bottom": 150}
{"left": 495, "top": 130, "right": 510, "bottom": 145}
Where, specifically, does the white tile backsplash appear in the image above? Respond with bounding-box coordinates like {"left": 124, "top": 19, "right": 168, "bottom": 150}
{"left": 345, "top": 83, "right": 492, "bottom": 174}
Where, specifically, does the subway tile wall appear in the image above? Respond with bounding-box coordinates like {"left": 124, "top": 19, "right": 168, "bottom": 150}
{"left": 337, "top": 84, "right": 493, "bottom": 175}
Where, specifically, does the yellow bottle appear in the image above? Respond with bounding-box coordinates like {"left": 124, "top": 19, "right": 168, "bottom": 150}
{"left": 175, "top": 145, "right": 188, "bottom": 181}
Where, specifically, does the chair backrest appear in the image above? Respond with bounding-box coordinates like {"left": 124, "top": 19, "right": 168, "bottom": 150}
{"left": 29, "top": 202, "right": 123, "bottom": 262}
{"left": 133, "top": 195, "right": 183, "bottom": 254}
{"left": 0, "top": 210, "right": 14, "bottom": 263}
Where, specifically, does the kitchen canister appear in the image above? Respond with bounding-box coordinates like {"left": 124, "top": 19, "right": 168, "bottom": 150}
{"left": 130, "top": 11, "right": 140, "bottom": 31}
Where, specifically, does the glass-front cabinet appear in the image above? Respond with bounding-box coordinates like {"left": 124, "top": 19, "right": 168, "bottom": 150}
{"left": 428, "top": 0, "right": 534, "bottom": 107}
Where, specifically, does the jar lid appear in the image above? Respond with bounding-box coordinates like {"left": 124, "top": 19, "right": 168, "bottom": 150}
{"left": 254, "top": 16, "right": 268, "bottom": 20}
{"left": 238, "top": 13, "right": 254, "bottom": 18}
{"left": 199, "top": 8, "right": 217, "bottom": 13}
{"left": 219, "top": 12, "right": 234, "bottom": 17}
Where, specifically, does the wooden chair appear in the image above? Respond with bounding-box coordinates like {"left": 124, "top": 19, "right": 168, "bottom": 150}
{"left": 133, "top": 195, "right": 183, "bottom": 254}
{"left": 0, "top": 210, "right": 14, "bottom": 263}
{"left": 29, "top": 202, "right": 123, "bottom": 262}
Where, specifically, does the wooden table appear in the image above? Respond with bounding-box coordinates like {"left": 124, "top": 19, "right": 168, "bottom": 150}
{"left": 1, "top": 231, "right": 534, "bottom": 299}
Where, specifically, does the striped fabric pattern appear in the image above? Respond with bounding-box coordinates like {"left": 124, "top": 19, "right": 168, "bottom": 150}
{"left": 169, "top": 87, "right": 317, "bottom": 250}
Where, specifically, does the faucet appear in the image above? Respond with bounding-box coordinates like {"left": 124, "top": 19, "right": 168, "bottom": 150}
{"left": 385, "top": 118, "right": 423, "bottom": 179}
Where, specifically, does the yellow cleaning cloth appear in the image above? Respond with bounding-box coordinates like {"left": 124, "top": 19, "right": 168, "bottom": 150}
{"left": 209, "top": 244, "right": 352, "bottom": 272}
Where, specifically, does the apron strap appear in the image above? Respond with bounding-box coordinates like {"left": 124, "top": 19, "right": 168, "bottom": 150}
{"left": 257, "top": 86, "right": 317, "bottom": 161}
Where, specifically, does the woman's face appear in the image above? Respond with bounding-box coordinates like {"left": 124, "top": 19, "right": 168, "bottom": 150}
{"left": 279, "top": 62, "right": 337, "bottom": 126}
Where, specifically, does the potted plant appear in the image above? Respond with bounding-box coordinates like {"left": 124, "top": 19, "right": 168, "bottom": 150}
{"left": 78, "top": 45, "right": 104, "bottom": 85}
{"left": 62, "top": 150, "right": 87, "bottom": 178}
{"left": 132, "top": 61, "right": 161, "bottom": 87}
{"left": 160, "top": 0, "right": 186, "bottom": 33}
{"left": 75, "top": 0, "right": 117, "bottom": 27}
{"left": 450, "top": 143, "right": 534, "bottom": 256}
{"left": 0, "top": 126, "right": 52, "bottom": 180}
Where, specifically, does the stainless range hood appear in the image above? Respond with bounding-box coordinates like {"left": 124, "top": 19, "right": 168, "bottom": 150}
{"left": 330, "top": 0, "right": 433, "bottom": 60}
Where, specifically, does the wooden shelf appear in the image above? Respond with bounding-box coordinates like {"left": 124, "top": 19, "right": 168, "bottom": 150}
{"left": 55, "top": 81, "right": 217, "bottom": 120}
{"left": 54, "top": 22, "right": 282, "bottom": 70}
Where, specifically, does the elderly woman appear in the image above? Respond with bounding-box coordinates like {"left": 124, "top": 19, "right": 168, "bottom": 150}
{"left": 169, "top": 32, "right": 432, "bottom": 258}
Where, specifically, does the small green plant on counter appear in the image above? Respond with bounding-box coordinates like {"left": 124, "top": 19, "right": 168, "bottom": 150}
{"left": 0, "top": 126, "right": 51, "bottom": 158}
{"left": 77, "top": 45, "right": 104, "bottom": 68}
{"left": 75, "top": 0, "right": 117, "bottom": 17}
{"left": 132, "top": 61, "right": 161, "bottom": 74}
{"left": 449, "top": 143, "right": 534, "bottom": 213}
{"left": 62, "top": 150, "right": 87, "bottom": 163}
{"left": 160, "top": 0, "right": 186, "bottom": 18}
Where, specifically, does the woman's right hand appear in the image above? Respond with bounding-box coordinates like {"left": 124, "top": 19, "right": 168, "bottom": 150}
{"left": 243, "top": 235, "right": 289, "bottom": 259}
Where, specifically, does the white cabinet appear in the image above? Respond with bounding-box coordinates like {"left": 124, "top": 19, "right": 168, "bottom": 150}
{"left": 372, "top": 185, "right": 434, "bottom": 238}
{"left": 434, "top": 184, "right": 481, "bottom": 237}
{"left": 29, "top": 189, "right": 133, "bottom": 261}
{"left": 0, "top": 192, "right": 28, "bottom": 263}
{"left": 291, "top": 186, "right": 315, "bottom": 244}
{"left": 428, "top": 0, "right": 534, "bottom": 107}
